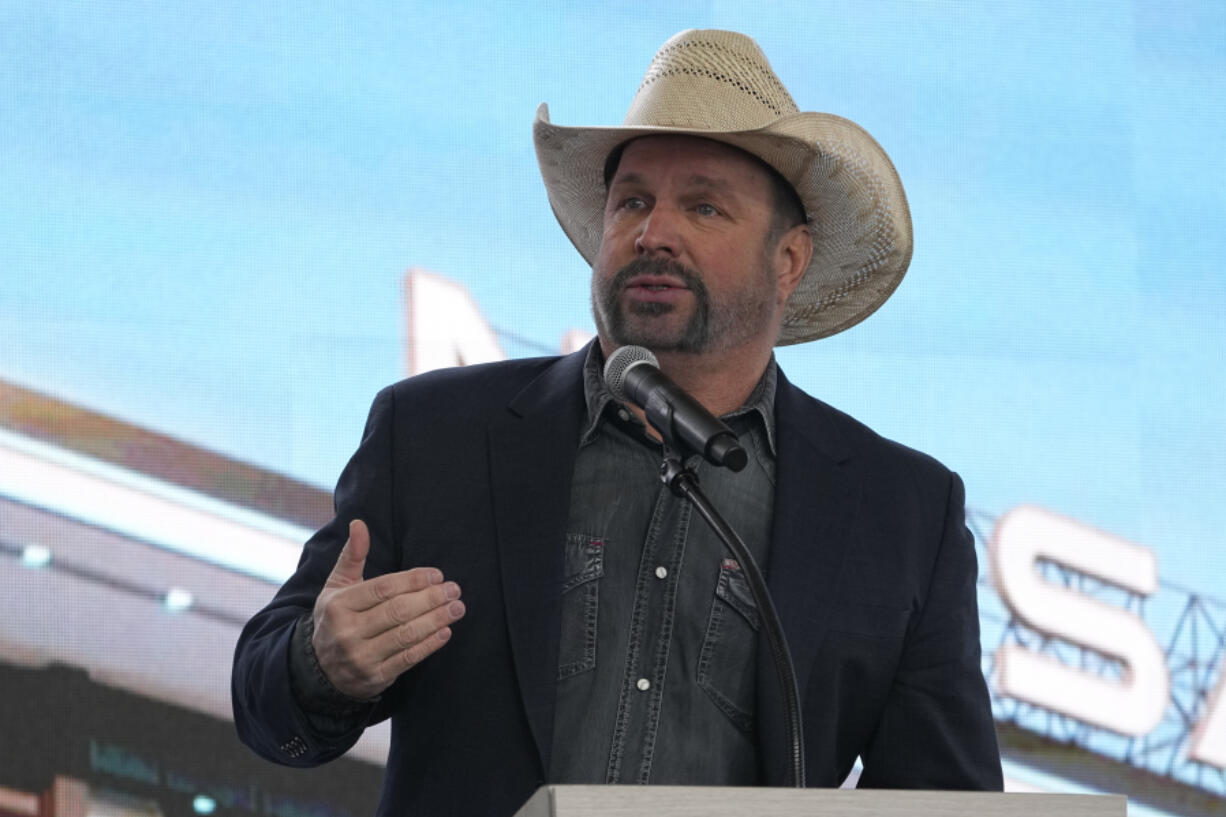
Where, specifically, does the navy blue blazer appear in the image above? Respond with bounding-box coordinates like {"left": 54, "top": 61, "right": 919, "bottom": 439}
{"left": 232, "top": 347, "right": 1002, "bottom": 815}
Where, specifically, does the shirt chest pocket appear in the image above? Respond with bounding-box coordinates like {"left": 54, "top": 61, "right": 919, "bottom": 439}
{"left": 557, "top": 533, "right": 605, "bottom": 680}
{"left": 697, "top": 559, "right": 760, "bottom": 733}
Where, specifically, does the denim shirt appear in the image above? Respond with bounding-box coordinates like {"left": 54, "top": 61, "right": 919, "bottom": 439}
{"left": 549, "top": 345, "right": 776, "bottom": 785}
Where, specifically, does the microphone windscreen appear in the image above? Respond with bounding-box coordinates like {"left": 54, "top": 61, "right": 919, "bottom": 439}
{"left": 603, "top": 345, "right": 658, "bottom": 403}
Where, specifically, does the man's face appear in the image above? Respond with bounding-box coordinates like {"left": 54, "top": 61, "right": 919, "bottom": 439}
{"left": 592, "top": 136, "right": 789, "bottom": 356}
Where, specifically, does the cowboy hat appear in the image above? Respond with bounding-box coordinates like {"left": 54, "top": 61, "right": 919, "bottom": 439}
{"left": 533, "top": 29, "right": 912, "bottom": 345}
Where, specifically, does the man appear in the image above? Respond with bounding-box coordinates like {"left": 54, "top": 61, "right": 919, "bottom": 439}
{"left": 232, "top": 29, "right": 1003, "bottom": 814}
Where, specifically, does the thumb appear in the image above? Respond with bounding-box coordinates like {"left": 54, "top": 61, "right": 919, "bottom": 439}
{"left": 326, "top": 519, "right": 370, "bottom": 587}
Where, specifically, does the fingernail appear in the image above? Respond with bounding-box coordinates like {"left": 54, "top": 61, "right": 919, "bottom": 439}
{"left": 448, "top": 601, "right": 465, "bottom": 619}
{"left": 430, "top": 570, "right": 444, "bottom": 585}
{"left": 443, "top": 582, "right": 460, "bottom": 600}
{"left": 437, "top": 627, "right": 452, "bottom": 643}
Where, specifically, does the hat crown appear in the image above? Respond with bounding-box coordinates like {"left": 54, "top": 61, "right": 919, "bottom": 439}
{"left": 623, "top": 29, "right": 800, "bottom": 132}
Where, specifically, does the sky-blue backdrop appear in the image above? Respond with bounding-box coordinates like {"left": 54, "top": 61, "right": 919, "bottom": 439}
{"left": 2, "top": 1, "right": 1223, "bottom": 600}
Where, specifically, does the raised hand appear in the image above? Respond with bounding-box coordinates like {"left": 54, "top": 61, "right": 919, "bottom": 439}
{"left": 310, "top": 519, "right": 465, "bottom": 699}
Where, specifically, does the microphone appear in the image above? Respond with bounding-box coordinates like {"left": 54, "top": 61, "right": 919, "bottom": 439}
{"left": 603, "top": 346, "right": 748, "bottom": 472}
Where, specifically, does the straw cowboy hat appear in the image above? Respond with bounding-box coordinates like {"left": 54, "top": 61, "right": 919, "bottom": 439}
{"left": 533, "top": 29, "right": 912, "bottom": 345}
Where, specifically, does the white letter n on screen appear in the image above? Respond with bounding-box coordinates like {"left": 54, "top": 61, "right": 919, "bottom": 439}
{"left": 404, "top": 268, "right": 507, "bottom": 376}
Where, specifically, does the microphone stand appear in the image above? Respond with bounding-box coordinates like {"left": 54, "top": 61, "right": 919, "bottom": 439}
{"left": 658, "top": 441, "right": 807, "bottom": 788}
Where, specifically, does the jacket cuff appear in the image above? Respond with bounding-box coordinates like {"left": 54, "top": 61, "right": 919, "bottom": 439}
{"left": 288, "top": 613, "right": 380, "bottom": 731}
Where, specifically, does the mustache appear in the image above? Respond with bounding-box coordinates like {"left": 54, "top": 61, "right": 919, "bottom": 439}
{"left": 608, "top": 258, "right": 708, "bottom": 295}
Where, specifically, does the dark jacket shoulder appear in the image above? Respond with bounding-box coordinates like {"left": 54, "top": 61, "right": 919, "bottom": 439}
{"left": 389, "top": 354, "right": 565, "bottom": 401}
{"left": 776, "top": 369, "right": 956, "bottom": 488}
{"left": 371, "top": 353, "right": 579, "bottom": 430}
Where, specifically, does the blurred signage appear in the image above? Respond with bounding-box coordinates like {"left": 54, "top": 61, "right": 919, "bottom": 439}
{"left": 405, "top": 269, "right": 592, "bottom": 375}
{"left": 990, "top": 506, "right": 1226, "bottom": 770}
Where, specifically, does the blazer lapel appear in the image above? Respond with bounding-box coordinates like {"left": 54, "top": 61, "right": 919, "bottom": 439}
{"left": 757, "top": 369, "right": 862, "bottom": 784}
{"left": 487, "top": 347, "right": 588, "bottom": 778}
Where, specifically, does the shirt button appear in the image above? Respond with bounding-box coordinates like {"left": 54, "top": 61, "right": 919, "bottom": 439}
{"left": 636, "top": 678, "right": 651, "bottom": 691}
{"left": 654, "top": 566, "right": 668, "bottom": 579}
{"left": 617, "top": 408, "right": 631, "bottom": 422}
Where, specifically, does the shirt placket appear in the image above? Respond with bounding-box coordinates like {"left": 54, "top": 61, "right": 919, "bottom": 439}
{"left": 605, "top": 479, "right": 692, "bottom": 783}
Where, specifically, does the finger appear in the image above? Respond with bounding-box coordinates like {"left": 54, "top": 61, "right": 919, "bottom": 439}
{"left": 325, "top": 519, "right": 371, "bottom": 588}
{"left": 370, "top": 608, "right": 460, "bottom": 677}
{"left": 367, "top": 597, "right": 467, "bottom": 663}
{"left": 378, "top": 625, "right": 454, "bottom": 681}
{"left": 343, "top": 566, "right": 447, "bottom": 613}
{"left": 355, "top": 579, "right": 460, "bottom": 638}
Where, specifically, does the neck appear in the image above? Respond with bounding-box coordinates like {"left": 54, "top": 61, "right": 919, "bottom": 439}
{"left": 600, "top": 337, "right": 774, "bottom": 418}
{"left": 654, "top": 348, "right": 773, "bottom": 416}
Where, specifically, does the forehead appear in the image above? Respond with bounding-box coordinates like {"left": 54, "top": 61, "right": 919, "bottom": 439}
{"left": 611, "top": 135, "right": 773, "bottom": 194}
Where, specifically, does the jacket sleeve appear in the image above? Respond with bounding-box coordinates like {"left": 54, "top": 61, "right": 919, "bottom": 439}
{"left": 230, "top": 386, "right": 403, "bottom": 766}
{"left": 857, "top": 472, "right": 1004, "bottom": 790}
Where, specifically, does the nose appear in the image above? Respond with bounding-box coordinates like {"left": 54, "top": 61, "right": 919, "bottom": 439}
{"left": 634, "top": 205, "right": 681, "bottom": 259}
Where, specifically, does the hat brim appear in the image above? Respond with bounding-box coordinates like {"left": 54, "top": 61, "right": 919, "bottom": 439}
{"left": 533, "top": 103, "right": 913, "bottom": 345}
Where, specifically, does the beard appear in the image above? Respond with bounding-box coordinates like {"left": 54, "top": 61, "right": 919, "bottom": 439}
{"left": 592, "top": 256, "right": 777, "bottom": 355}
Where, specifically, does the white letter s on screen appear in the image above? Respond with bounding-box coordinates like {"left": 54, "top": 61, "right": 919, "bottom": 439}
{"left": 990, "top": 506, "right": 1168, "bottom": 737}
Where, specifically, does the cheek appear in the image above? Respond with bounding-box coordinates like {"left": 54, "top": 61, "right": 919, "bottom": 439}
{"left": 592, "top": 245, "right": 615, "bottom": 280}
{"left": 590, "top": 248, "right": 620, "bottom": 294}
{"left": 702, "top": 245, "right": 763, "bottom": 284}
{"left": 601, "top": 211, "right": 630, "bottom": 239}
{"left": 596, "top": 226, "right": 633, "bottom": 268}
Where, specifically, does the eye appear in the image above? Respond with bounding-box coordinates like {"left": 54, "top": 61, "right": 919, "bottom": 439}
{"left": 694, "top": 202, "right": 721, "bottom": 217}
{"left": 619, "top": 196, "right": 646, "bottom": 210}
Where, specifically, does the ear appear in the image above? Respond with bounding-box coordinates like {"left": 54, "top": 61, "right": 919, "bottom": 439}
{"left": 771, "top": 223, "right": 813, "bottom": 306}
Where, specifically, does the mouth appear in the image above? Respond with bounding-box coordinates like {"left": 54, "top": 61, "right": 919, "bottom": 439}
{"left": 625, "top": 275, "right": 688, "bottom": 293}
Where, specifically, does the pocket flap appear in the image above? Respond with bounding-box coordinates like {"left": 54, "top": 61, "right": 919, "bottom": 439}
{"left": 561, "top": 533, "right": 605, "bottom": 593}
{"left": 715, "top": 559, "right": 760, "bottom": 631}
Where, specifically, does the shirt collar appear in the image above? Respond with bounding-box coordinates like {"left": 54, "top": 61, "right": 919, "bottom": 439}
{"left": 579, "top": 343, "right": 778, "bottom": 456}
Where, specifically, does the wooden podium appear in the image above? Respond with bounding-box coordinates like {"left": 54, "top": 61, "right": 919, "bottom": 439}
{"left": 513, "top": 785, "right": 1125, "bottom": 816}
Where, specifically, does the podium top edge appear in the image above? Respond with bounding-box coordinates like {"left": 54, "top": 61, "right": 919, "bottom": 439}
{"left": 513, "top": 785, "right": 1125, "bottom": 817}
